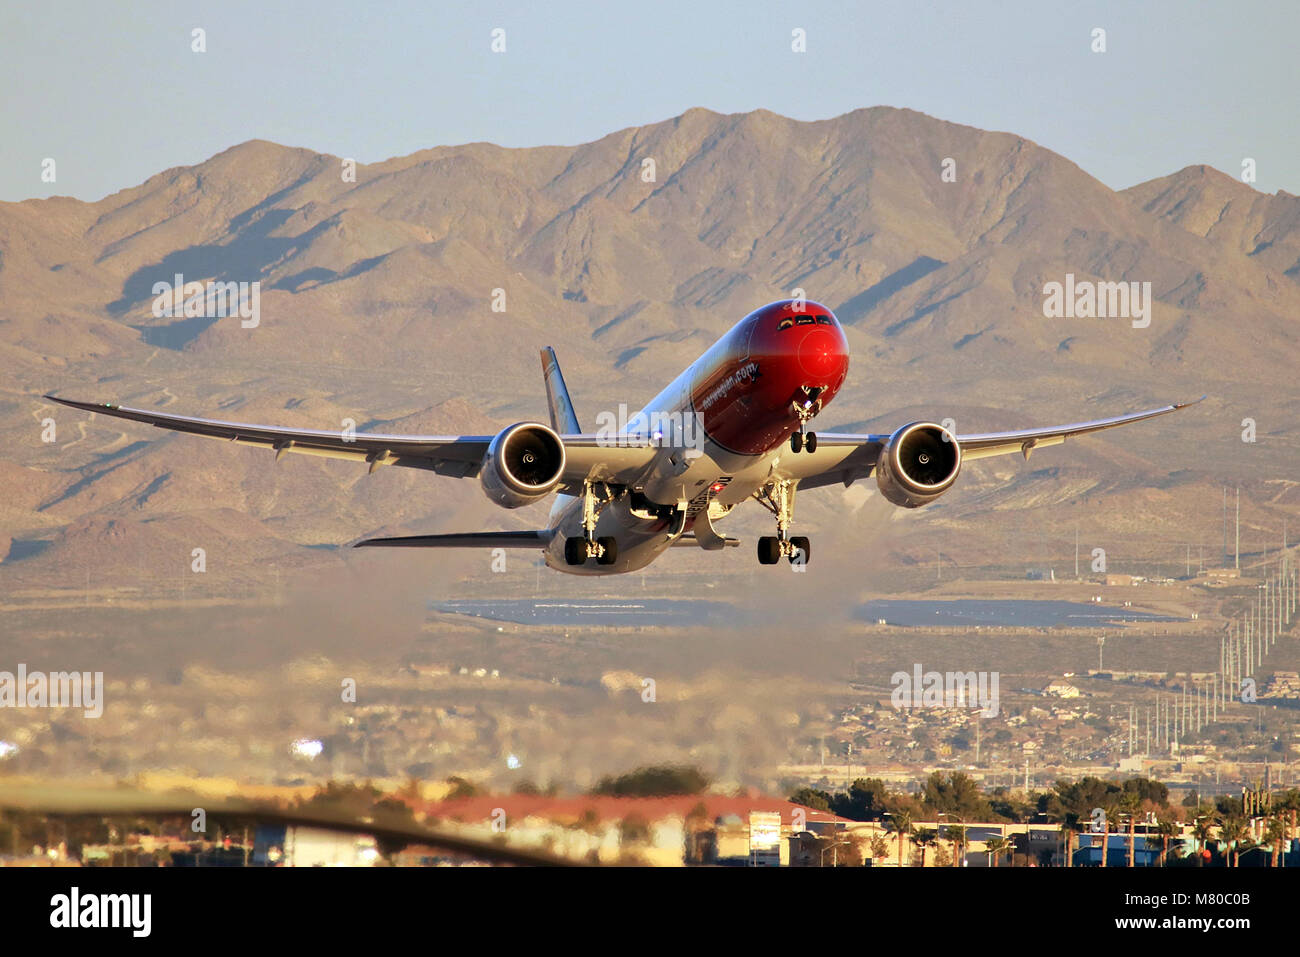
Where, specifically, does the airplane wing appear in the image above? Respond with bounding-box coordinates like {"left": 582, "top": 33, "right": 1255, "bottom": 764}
{"left": 786, "top": 397, "right": 1204, "bottom": 491}
{"left": 43, "top": 395, "right": 661, "bottom": 488}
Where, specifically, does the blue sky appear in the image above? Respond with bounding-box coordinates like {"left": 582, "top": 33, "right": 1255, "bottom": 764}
{"left": 2, "top": 0, "right": 1296, "bottom": 202}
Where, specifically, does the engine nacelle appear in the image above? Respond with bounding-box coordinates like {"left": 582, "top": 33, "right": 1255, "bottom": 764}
{"left": 479, "top": 422, "right": 566, "bottom": 509}
{"left": 875, "top": 421, "right": 962, "bottom": 508}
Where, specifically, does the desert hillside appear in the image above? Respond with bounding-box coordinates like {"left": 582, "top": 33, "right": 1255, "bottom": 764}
{"left": 3, "top": 106, "right": 1297, "bottom": 596}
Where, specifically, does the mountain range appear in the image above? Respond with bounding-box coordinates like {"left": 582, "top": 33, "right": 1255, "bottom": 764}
{"left": 3, "top": 106, "right": 1297, "bottom": 596}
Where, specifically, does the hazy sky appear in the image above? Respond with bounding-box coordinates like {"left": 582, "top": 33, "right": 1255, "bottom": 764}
{"left": 2, "top": 0, "right": 1296, "bottom": 202}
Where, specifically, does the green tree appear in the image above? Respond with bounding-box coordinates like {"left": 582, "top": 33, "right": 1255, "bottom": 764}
{"left": 1121, "top": 777, "right": 1170, "bottom": 807}
{"left": 870, "top": 834, "right": 890, "bottom": 864}
{"left": 947, "top": 823, "right": 967, "bottom": 868}
{"left": 1216, "top": 816, "right": 1247, "bottom": 867}
{"left": 985, "top": 835, "right": 1010, "bottom": 868}
{"left": 1119, "top": 793, "right": 1141, "bottom": 868}
{"left": 1192, "top": 818, "right": 1214, "bottom": 865}
{"left": 592, "top": 765, "right": 709, "bottom": 797}
{"left": 887, "top": 811, "right": 914, "bottom": 866}
{"left": 789, "top": 787, "right": 832, "bottom": 813}
{"left": 1264, "top": 816, "right": 1286, "bottom": 868}
{"left": 912, "top": 827, "right": 938, "bottom": 868}
{"left": 1152, "top": 816, "right": 1179, "bottom": 866}
{"left": 830, "top": 778, "right": 892, "bottom": 821}
{"left": 921, "top": 771, "right": 991, "bottom": 819}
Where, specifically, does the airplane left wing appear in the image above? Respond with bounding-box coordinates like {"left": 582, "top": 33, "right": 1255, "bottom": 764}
{"left": 785, "top": 397, "right": 1204, "bottom": 490}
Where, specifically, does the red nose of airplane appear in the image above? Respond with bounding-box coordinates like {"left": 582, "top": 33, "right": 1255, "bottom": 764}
{"left": 798, "top": 326, "right": 847, "bottom": 379}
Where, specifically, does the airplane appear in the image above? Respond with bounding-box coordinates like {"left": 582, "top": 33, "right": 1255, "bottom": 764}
{"left": 46, "top": 298, "right": 1202, "bottom": 576}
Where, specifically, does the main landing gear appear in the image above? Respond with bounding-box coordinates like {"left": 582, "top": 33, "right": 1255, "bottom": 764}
{"left": 564, "top": 536, "right": 618, "bottom": 566}
{"left": 564, "top": 480, "right": 618, "bottom": 566}
{"left": 754, "top": 479, "right": 810, "bottom": 566}
{"left": 788, "top": 386, "right": 824, "bottom": 454}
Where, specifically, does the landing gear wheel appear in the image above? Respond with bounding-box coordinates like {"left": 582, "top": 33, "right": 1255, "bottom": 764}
{"left": 788, "top": 536, "right": 811, "bottom": 565}
{"left": 805, "top": 432, "right": 817, "bottom": 453}
{"left": 790, "top": 431, "right": 804, "bottom": 453}
{"left": 757, "top": 536, "right": 782, "bottom": 565}
{"left": 564, "top": 537, "right": 590, "bottom": 566}
{"left": 596, "top": 536, "right": 618, "bottom": 566}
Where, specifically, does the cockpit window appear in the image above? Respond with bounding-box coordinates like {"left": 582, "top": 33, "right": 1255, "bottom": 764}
{"left": 777, "top": 318, "right": 793, "bottom": 330}
{"left": 815, "top": 315, "right": 832, "bottom": 325}
{"left": 795, "top": 316, "right": 814, "bottom": 325}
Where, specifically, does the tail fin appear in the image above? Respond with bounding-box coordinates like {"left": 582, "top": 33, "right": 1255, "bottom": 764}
{"left": 540, "top": 346, "right": 581, "bottom": 433}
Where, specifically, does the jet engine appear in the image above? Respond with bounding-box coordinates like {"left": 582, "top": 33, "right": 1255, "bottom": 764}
{"left": 479, "top": 422, "right": 566, "bottom": 508}
{"left": 875, "top": 421, "right": 961, "bottom": 508}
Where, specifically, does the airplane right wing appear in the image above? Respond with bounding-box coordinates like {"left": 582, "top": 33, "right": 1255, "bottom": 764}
{"left": 43, "top": 395, "right": 664, "bottom": 488}
{"left": 44, "top": 395, "right": 494, "bottom": 476}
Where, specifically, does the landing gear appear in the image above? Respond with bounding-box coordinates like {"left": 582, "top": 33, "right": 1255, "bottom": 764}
{"left": 564, "top": 533, "right": 618, "bottom": 566}
{"left": 565, "top": 480, "right": 617, "bottom": 565}
{"left": 785, "top": 429, "right": 816, "bottom": 455}
{"left": 564, "top": 537, "right": 590, "bottom": 566}
{"left": 789, "top": 386, "right": 824, "bottom": 453}
{"left": 753, "top": 480, "right": 811, "bottom": 566}
{"left": 789, "top": 429, "right": 817, "bottom": 454}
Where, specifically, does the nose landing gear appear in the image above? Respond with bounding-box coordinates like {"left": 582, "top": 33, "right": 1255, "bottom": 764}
{"left": 789, "top": 386, "right": 824, "bottom": 453}
{"left": 790, "top": 430, "right": 818, "bottom": 454}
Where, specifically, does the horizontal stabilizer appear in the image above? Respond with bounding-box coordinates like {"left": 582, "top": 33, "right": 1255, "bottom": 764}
{"left": 354, "top": 530, "right": 551, "bottom": 549}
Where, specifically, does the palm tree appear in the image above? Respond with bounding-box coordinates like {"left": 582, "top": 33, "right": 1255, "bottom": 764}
{"left": 1058, "top": 812, "right": 1081, "bottom": 868}
{"left": 1264, "top": 816, "right": 1286, "bottom": 868}
{"left": 913, "top": 828, "right": 937, "bottom": 868}
{"left": 985, "top": 835, "right": 1010, "bottom": 868}
{"left": 1102, "top": 806, "right": 1123, "bottom": 868}
{"left": 947, "top": 823, "right": 967, "bottom": 868}
{"left": 1143, "top": 831, "right": 1164, "bottom": 867}
{"left": 1217, "top": 816, "right": 1247, "bottom": 868}
{"left": 1153, "top": 816, "right": 1179, "bottom": 866}
{"left": 887, "top": 811, "right": 914, "bottom": 867}
{"left": 1120, "top": 794, "right": 1141, "bottom": 868}
{"left": 1192, "top": 818, "right": 1214, "bottom": 865}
